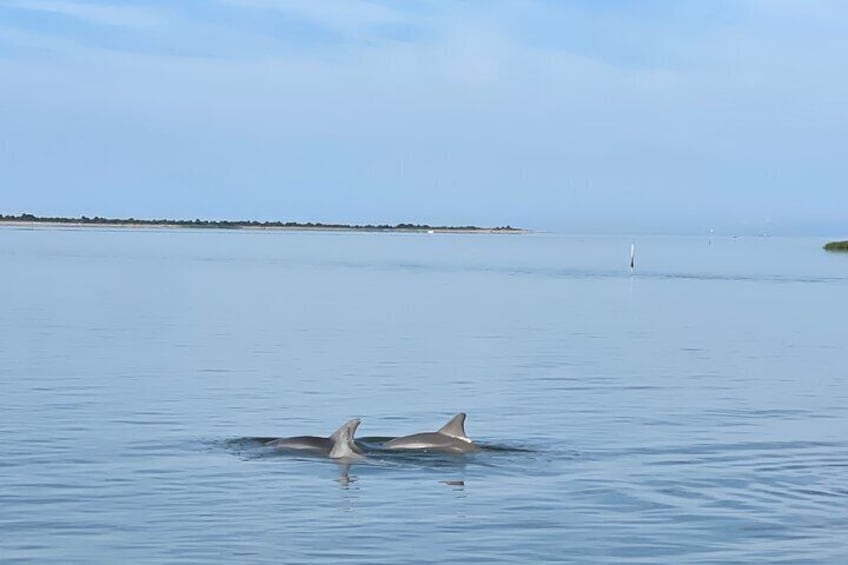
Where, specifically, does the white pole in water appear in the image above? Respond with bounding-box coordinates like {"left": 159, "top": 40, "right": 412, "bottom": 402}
{"left": 629, "top": 241, "right": 636, "bottom": 271}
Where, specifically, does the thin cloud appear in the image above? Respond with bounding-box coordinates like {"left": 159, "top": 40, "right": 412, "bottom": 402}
{"left": 0, "top": 0, "right": 164, "bottom": 28}
{"left": 219, "top": 0, "right": 407, "bottom": 39}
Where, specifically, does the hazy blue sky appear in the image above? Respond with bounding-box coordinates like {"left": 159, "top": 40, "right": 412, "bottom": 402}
{"left": 1, "top": 1, "right": 845, "bottom": 233}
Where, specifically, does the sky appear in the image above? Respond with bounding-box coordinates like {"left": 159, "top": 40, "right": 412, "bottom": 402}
{"left": 0, "top": 0, "right": 846, "bottom": 234}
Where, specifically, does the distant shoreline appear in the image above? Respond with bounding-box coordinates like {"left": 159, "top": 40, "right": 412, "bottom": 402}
{"left": 0, "top": 214, "right": 527, "bottom": 234}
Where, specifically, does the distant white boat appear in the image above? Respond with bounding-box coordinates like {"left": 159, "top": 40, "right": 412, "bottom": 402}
{"left": 629, "top": 241, "right": 636, "bottom": 271}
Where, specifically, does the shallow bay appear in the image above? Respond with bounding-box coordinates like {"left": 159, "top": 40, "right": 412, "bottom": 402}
{"left": 1, "top": 227, "right": 846, "bottom": 563}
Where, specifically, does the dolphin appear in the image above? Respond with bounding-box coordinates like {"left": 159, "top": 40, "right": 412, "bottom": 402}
{"left": 382, "top": 413, "right": 477, "bottom": 454}
{"left": 265, "top": 418, "right": 364, "bottom": 459}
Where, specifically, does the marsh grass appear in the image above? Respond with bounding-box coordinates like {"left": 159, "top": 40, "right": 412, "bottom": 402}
{"left": 823, "top": 241, "right": 848, "bottom": 251}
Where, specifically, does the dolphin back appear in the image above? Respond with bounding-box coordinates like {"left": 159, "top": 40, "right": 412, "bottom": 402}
{"left": 383, "top": 432, "right": 477, "bottom": 453}
{"left": 382, "top": 413, "right": 475, "bottom": 453}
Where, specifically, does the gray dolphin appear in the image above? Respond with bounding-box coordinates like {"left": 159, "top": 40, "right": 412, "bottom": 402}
{"left": 383, "top": 413, "right": 477, "bottom": 454}
{"left": 265, "top": 418, "right": 364, "bottom": 459}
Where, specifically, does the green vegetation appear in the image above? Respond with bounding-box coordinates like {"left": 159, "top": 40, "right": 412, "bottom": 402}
{"left": 823, "top": 240, "right": 848, "bottom": 252}
{"left": 0, "top": 213, "right": 523, "bottom": 233}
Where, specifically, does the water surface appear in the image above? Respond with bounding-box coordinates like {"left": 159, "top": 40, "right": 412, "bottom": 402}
{"left": 1, "top": 228, "right": 847, "bottom": 563}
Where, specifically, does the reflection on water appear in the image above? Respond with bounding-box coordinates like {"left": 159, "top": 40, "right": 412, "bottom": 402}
{"left": 1, "top": 229, "right": 847, "bottom": 563}
{"left": 335, "top": 463, "right": 357, "bottom": 489}
{"left": 441, "top": 480, "right": 466, "bottom": 490}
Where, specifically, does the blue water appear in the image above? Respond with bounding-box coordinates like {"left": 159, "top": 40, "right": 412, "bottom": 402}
{"left": 2, "top": 227, "right": 847, "bottom": 564}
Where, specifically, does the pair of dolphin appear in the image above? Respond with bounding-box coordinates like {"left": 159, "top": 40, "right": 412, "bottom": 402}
{"left": 264, "top": 413, "right": 475, "bottom": 459}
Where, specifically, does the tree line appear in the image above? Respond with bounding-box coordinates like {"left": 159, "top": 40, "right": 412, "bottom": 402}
{"left": 0, "top": 213, "right": 519, "bottom": 232}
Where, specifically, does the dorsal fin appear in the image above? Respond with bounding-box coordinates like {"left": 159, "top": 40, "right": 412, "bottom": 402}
{"left": 328, "top": 418, "right": 363, "bottom": 459}
{"left": 437, "top": 413, "right": 468, "bottom": 439}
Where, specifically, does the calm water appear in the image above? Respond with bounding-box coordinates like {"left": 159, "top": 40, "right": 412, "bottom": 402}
{"left": 1, "top": 227, "right": 847, "bottom": 564}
